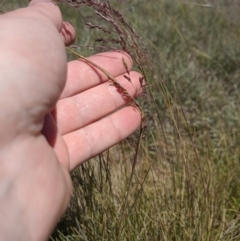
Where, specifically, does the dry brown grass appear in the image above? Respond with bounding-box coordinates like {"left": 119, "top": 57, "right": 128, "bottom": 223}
{"left": 2, "top": 1, "right": 240, "bottom": 240}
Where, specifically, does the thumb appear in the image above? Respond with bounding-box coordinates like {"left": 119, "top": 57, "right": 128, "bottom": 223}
{"left": 28, "top": 0, "right": 76, "bottom": 45}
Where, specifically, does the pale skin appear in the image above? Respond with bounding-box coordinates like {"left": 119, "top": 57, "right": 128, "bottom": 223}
{"left": 0, "top": 0, "right": 143, "bottom": 240}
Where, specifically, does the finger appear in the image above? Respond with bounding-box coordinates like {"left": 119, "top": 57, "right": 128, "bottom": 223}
{"left": 63, "top": 106, "right": 142, "bottom": 170}
{"left": 61, "top": 21, "right": 76, "bottom": 46}
{"left": 61, "top": 51, "right": 133, "bottom": 98}
{"left": 28, "top": 0, "right": 63, "bottom": 30}
{"left": 57, "top": 71, "right": 143, "bottom": 134}
{"left": 28, "top": 1, "right": 76, "bottom": 46}
{"left": 3, "top": 1, "right": 76, "bottom": 45}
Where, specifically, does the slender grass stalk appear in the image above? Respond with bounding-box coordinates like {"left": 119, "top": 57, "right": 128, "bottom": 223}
{"left": 3, "top": 1, "right": 240, "bottom": 240}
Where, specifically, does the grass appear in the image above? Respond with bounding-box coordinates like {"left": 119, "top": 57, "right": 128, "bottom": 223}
{"left": 2, "top": 0, "right": 240, "bottom": 240}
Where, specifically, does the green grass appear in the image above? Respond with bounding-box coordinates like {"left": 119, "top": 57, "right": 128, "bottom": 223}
{"left": 2, "top": 0, "right": 240, "bottom": 240}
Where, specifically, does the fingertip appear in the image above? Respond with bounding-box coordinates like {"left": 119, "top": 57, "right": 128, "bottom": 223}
{"left": 28, "top": 1, "right": 76, "bottom": 45}
{"left": 114, "top": 50, "right": 133, "bottom": 70}
{"left": 29, "top": 0, "right": 57, "bottom": 5}
{"left": 28, "top": 0, "right": 62, "bottom": 30}
{"left": 115, "top": 50, "right": 133, "bottom": 69}
{"left": 94, "top": 50, "right": 133, "bottom": 71}
{"left": 61, "top": 21, "right": 76, "bottom": 46}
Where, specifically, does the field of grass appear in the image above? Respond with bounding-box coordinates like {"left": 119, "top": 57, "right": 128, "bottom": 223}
{"left": 2, "top": 0, "right": 240, "bottom": 240}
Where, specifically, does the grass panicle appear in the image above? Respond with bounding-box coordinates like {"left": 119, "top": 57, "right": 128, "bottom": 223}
{"left": 2, "top": 0, "right": 240, "bottom": 240}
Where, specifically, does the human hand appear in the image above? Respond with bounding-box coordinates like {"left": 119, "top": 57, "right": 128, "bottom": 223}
{"left": 0, "top": 1, "right": 142, "bottom": 240}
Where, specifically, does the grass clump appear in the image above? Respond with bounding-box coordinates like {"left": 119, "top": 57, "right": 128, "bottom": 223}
{"left": 2, "top": 0, "right": 240, "bottom": 240}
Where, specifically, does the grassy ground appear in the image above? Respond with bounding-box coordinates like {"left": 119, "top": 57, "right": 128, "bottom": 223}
{"left": 2, "top": 0, "right": 240, "bottom": 240}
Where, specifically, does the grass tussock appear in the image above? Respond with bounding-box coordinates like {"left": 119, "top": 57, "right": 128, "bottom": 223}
{"left": 2, "top": 0, "right": 240, "bottom": 240}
